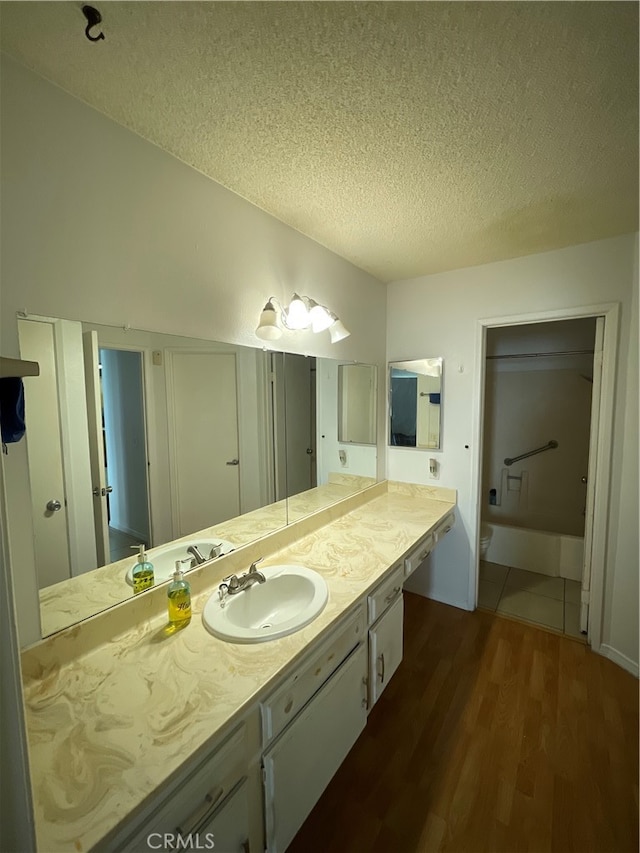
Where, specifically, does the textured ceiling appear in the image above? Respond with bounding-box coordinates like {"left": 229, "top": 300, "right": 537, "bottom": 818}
{"left": 1, "top": 1, "right": 638, "bottom": 282}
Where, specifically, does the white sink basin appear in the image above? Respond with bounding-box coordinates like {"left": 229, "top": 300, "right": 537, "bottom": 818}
{"left": 125, "top": 539, "right": 235, "bottom": 586}
{"left": 202, "top": 564, "right": 328, "bottom": 643}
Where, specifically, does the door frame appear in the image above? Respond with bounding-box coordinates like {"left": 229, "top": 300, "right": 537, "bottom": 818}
{"left": 470, "top": 302, "right": 619, "bottom": 653}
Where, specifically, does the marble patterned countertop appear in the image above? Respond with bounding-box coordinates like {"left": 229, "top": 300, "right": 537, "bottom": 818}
{"left": 21, "top": 481, "right": 455, "bottom": 852}
{"left": 39, "top": 474, "right": 376, "bottom": 637}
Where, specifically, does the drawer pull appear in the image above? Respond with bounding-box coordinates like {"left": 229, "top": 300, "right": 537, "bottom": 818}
{"left": 419, "top": 550, "right": 430, "bottom": 560}
{"left": 378, "top": 652, "right": 385, "bottom": 684}
{"left": 176, "top": 785, "right": 224, "bottom": 836}
{"left": 384, "top": 587, "right": 401, "bottom": 605}
{"left": 440, "top": 526, "right": 452, "bottom": 535}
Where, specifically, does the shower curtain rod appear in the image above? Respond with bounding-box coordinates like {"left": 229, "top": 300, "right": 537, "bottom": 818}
{"left": 486, "top": 349, "right": 594, "bottom": 360}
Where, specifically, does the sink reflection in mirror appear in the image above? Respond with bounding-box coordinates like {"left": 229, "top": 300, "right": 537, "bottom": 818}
{"left": 124, "top": 539, "right": 235, "bottom": 587}
{"left": 202, "top": 564, "right": 329, "bottom": 643}
{"left": 15, "top": 315, "right": 379, "bottom": 638}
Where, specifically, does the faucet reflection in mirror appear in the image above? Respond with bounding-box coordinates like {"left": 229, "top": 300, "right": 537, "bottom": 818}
{"left": 256, "top": 294, "right": 350, "bottom": 343}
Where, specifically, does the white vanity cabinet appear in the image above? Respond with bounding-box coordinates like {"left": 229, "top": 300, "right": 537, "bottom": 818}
{"left": 403, "top": 510, "right": 456, "bottom": 579}
{"left": 101, "top": 715, "right": 263, "bottom": 853}
{"left": 261, "top": 609, "right": 368, "bottom": 853}
{"left": 367, "top": 564, "right": 404, "bottom": 709}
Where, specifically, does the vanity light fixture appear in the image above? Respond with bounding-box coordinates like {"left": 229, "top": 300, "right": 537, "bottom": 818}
{"left": 255, "top": 294, "right": 350, "bottom": 343}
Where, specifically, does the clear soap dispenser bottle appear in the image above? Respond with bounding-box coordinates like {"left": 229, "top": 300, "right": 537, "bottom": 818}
{"left": 168, "top": 559, "right": 192, "bottom": 628}
{"left": 131, "top": 544, "right": 155, "bottom": 594}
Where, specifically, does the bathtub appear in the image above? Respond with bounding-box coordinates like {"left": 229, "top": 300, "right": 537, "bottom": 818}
{"left": 482, "top": 521, "right": 583, "bottom": 581}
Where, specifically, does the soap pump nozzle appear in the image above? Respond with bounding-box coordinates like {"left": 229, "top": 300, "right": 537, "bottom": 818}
{"left": 132, "top": 543, "right": 147, "bottom": 562}
{"left": 173, "top": 558, "right": 191, "bottom": 581}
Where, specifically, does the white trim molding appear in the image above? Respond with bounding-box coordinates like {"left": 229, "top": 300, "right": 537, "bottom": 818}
{"left": 599, "top": 644, "right": 640, "bottom": 679}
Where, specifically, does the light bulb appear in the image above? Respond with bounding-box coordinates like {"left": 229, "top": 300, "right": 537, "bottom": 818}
{"left": 255, "top": 302, "right": 283, "bottom": 341}
{"left": 310, "top": 302, "right": 333, "bottom": 333}
{"left": 329, "top": 319, "right": 350, "bottom": 343}
{"left": 286, "top": 293, "right": 311, "bottom": 330}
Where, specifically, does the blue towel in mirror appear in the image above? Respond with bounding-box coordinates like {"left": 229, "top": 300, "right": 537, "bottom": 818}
{"left": 0, "top": 377, "right": 26, "bottom": 448}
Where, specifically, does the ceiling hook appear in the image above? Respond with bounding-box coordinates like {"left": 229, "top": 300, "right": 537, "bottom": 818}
{"left": 82, "top": 5, "right": 105, "bottom": 42}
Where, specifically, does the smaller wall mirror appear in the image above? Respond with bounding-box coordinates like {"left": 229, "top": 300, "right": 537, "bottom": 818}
{"left": 389, "top": 358, "right": 443, "bottom": 449}
{"left": 338, "top": 363, "right": 377, "bottom": 445}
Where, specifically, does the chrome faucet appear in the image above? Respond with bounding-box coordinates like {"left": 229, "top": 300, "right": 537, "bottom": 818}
{"left": 187, "top": 545, "right": 207, "bottom": 566}
{"left": 218, "top": 558, "right": 266, "bottom": 604}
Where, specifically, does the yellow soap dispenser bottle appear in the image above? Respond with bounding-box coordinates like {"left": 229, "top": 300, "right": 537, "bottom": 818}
{"left": 131, "top": 544, "right": 155, "bottom": 594}
{"left": 168, "top": 559, "right": 192, "bottom": 628}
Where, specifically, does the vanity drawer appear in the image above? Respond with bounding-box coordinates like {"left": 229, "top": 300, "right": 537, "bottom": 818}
{"left": 434, "top": 511, "right": 456, "bottom": 542}
{"left": 261, "top": 605, "right": 366, "bottom": 746}
{"left": 111, "top": 723, "right": 247, "bottom": 851}
{"left": 367, "top": 563, "right": 404, "bottom": 625}
{"left": 404, "top": 534, "right": 435, "bottom": 578}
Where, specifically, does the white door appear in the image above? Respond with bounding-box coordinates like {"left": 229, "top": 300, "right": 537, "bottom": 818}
{"left": 17, "top": 318, "right": 71, "bottom": 587}
{"left": 416, "top": 374, "right": 441, "bottom": 448}
{"left": 283, "top": 355, "right": 314, "bottom": 498}
{"left": 167, "top": 351, "right": 240, "bottom": 538}
{"left": 83, "top": 331, "right": 111, "bottom": 566}
{"left": 263, "top": 644, "right": 367, "bottom": 853}
{"left": 368, "top": 594, "right": 404, "bottom": 708}
{"left": 581, "top": 317, "right": 605, "bottom": 634}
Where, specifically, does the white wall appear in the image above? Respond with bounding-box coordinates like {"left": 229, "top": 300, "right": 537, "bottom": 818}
{"left": 0, "top": 56, "right": 386, "bottom": 647}
{"left": 389, "top": 233, "right": 638, "bottom": 669}
{"left": 483, "top": 363, "right": 592, "bottom": 536}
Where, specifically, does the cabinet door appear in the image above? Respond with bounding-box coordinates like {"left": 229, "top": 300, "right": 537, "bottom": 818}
{"left": 197, "top": 779, "right": 250, "bottom": 853}
{"left": 263, "top": 644, "right": 367, "bottom": 853}
{"left": 368, "top": 594, "right": 404, "bottom": 708}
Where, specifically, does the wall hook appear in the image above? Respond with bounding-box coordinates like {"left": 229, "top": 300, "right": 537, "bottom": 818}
{"left": 82, "top": 5, "right": 105, "bottom": 42}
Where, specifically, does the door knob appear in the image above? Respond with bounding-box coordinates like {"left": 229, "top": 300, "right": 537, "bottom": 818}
{"left": 306, "top": 448, "right": 313, "bottom": 455}
{"left": 581, "top": 476, "right": 588, "bottom": 484}
{"left": 105, "top": 485, "right": 113, "bottom": 493}
{"left": 226, "top": 459, "right": 240, "bottom": 466}
{"left": 46, "top": 499, "right": 62, "bottom": 512}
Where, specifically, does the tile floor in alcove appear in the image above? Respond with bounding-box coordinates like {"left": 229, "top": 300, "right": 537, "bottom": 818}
{"left": 109, "top": 527, "right": 140, "bottom": 563}
{"left": 479, "top": 560, "right": 584, "bottom": 639}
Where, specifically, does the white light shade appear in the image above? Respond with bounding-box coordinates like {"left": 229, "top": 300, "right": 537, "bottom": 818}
{"left": 329, "top": 319, "right": 350, "bottom": 343}
{"left": 255, "top": 305, "right": 283, "bottom": 341}
{"left": 310, "top": 303, "right": 333, "bottom": 333}
{"left": 286, "top": 294, "right": 310, "bottom": 330}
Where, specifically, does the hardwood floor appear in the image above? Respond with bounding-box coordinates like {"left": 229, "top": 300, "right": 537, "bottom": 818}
{"left": 289, "top": 593, "right": 639, "bottom": 853}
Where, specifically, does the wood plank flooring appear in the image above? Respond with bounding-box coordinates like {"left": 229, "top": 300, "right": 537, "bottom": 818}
{"left": 288, "top": 593, "right": 639, "bottom": 853}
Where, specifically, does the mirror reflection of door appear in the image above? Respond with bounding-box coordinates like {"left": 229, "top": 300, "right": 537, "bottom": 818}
{"left": 18, "top": 318, "right": 73, "bottom": 587}
{"left": 166, "top": 351, "right": 241, "bottom": 538}
{"left": 283, "top": 355, "right": 316, "bottom": 499}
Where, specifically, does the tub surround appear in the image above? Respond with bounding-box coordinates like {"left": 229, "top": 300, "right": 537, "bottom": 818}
{"left": 21, "top": 481, "right": 455, "bottom": 852}
{"left": 38, "top": 474, "right": 376, "bottom": 637}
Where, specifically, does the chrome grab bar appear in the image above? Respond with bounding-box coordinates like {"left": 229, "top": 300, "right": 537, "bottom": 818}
{"left": 504, "top": 440, "right": 558, "bottom": 467}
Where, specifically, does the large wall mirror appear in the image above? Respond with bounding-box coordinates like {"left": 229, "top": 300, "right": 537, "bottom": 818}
{"left": 14, "top": 315, "right": 379, "bottom": 637}
{"left": 389, "top": 358, "right": 443, "bottom": 449}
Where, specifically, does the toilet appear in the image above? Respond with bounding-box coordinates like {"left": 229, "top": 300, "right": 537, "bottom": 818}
{"left": 479, "top": 524, "right": 492, "bottom": 560}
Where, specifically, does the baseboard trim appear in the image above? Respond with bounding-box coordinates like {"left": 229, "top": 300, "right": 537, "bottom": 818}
{"left": 110, "top": 523, "right": 147, "bottom": 543}
{"left": 599, "top": 644, "right": 639, "bottom": 678}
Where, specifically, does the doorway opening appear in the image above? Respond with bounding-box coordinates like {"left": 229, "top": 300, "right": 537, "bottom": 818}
{"left": 98, "top": 348, "right": 151, "bottom": 563}
{"left": 472, "top": 303, "right": 619, "bottom": 654}
{"left": 477, "top": 318, "right": 597, "bottom": 638}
